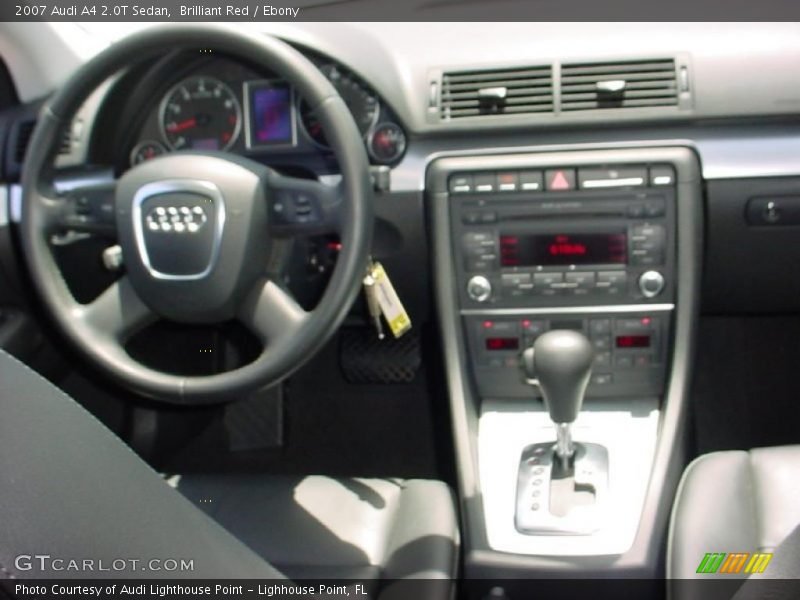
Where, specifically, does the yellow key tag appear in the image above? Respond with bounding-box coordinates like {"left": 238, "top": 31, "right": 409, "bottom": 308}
{"left": 370, "top": 261, "right": 411, "bottom": 338}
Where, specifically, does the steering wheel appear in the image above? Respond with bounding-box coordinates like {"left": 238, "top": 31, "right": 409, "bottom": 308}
{"left": 20, "top": 25, "right": 373, "bottom": 404}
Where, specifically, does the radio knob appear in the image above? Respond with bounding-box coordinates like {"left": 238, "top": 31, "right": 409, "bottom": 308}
{"left": 638, "top": 270, "right": 665, "bottom": 298}
{"left": 467, "top": 275, "right": 492, "bottom": 302}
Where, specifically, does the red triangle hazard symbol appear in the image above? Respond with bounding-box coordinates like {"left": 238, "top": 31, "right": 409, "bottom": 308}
{"left": 550, "top": 170, "right": 570, "bottom": 190}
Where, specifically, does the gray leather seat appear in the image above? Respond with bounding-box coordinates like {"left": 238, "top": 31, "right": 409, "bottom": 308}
{"left": 0, "top": 349, "right": 458, "bottom": 597}
{"left": 668, "top": 446, "right": 800, "bottom": 600}
{"left": 175, "top": 475, "right": 458, "bottom": 583}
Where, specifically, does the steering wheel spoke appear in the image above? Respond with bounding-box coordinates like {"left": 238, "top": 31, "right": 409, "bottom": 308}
{"left": 54, "top": 178, "right": 117, "bottom": 236}
{"left": 238, "top": 278, "right": 309, "bottom": 344}
{"left": 74, "top": 276, "right": 155, "bottom": 342}
{"left": 266, "top": 170, "right": 343, "bottom": 237}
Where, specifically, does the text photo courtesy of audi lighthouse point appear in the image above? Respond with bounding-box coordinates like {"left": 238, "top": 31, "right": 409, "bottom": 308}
{"left": 20, "top": 4, "right": 302, "bottom": 18}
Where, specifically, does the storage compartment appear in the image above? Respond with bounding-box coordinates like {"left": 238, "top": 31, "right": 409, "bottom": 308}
{"left": 704, "top": 177, "right": 800, "bottom": 313}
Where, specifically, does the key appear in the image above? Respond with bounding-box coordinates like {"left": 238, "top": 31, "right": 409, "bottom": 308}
{"left": 363, "top": 264, "right": 385, "bottom": 340}
{"left": 369, "top": 261, "right": 411, "bottom": 339}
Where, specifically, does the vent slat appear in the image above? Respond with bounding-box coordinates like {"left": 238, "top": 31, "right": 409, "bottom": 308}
{"left": 444, "top": 82, "right": 552, "bottom": 95}
{"left": 561, "top": 71, "right": 676, "bottom": 85}
{"left": 562, "top": 97, "right": 679, "bottom": 111}
{"left": 561, "top": 80, "right": 676, "bottom": 93}
{"left": 559, "top": 58, "right": 679, "bottom": 113}
{"left": 440, "top": 65, "right": 554, "bottom": 120}
{"left": 443, "top": 68, "right": 551, "bottom": 84}
{"left": 561, "top": 61, "right": 675, "bottom": 76}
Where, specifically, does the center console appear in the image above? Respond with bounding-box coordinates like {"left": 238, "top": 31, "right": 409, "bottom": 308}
{"left": 427, "top": 147, "right": 701, "bottom": 583}
{"left": 451, "top": 162, "right": 676, "bottom": 400}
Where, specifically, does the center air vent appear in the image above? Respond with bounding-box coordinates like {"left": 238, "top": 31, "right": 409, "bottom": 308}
{"left": 560, "top": 59, "right": 678, "bottom": 112}
{"left": 440, "top": 65, "right": 553, "bottom": 120}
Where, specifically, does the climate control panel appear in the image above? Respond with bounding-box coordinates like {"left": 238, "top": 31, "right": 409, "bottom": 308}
{"left": 464, "top": 310, "right": 670, "bottom": 399}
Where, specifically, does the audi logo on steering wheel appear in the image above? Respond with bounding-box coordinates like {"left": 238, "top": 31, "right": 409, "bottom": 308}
{"left": 145, "top": 205, "right": 208, "bottom": 233}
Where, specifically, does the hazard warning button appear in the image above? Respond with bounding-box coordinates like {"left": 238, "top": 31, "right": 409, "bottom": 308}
{"left": 545, "top": 168, "right": 576, "bottom": 191}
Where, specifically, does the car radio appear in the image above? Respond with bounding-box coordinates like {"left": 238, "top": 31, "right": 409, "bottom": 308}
{"left": 450, "top": 164, "right": 676, "bottom": 308}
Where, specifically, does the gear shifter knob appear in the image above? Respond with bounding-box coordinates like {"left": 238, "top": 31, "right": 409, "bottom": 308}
{"left": 522, "top": 330, "right": 594, "bottom": 424}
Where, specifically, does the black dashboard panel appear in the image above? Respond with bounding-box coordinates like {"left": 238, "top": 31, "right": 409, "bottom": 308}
{"left": 704, "top": 176, "right": 800, "bottom": 314}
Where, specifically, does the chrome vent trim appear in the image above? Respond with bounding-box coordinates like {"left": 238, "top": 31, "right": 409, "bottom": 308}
{"left": 560, "top": 59, "right": 678, "bottom": 112}
{"left": 440, "top": 65, "right": 553, "bottom": 120}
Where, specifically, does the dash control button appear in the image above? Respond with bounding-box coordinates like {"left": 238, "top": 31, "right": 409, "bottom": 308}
{"left": 545, "top": 169, "right": 576, "bottom": 191}
{"left": 474, "top": 174, "right": 495, "bottom": 193}
{"left": 649, "top": 166, "right": 675, "bottom": 187}
{"left": 449, "top": 174, "right": 473, "bottom": 193}
{"left": 497, "top": 172, "right": 519, "bottom": 192}
{"left": 519, "top": 171, "right": 544, "bottom": 192}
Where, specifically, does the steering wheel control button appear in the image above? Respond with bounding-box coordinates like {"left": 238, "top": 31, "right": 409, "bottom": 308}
{"left": 467, "top": 275, "right": 492, "bottom": 302}
{"left": 271, "top": 190, "right": 321, "bottom": 225}
{"left": 639, "top": 270, "right": 666, "bottom": 298}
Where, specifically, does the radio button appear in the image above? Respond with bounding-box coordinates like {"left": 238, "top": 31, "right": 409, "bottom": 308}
{"left": 465, "top": 258, "right": 495, "bottom": 271}
{"left": 565, "top": 271, "right": 596, "bottom": 289}
{"left": 462, "top": 211, "right": 481, "bottom": 225}
{"left": 467, "top": 275, "right": 493, "bottom": 302}
{"left": 578, "top": 167, "right": 647, "bottom": 189}
{"left": 502, "top": 273, "right": 532, "bottom": 287}
{"left": 449, "top": 174, "right": 473, "bottom": 193}
{"left": 480, "top": 211, "right": 497, "bottom": 224}
{"left": 519, "top": 171, "right": 544, "bottom": 191}
{"left": 533, "top": 272, "right": 563, "bottom": 286}
{"left": 545, "top": 169, "right": 576, "bottom": 191}
{"left": 474, "top": 174, "right": 495, "bottom": 193}
{"left": 638, "top": 270, "right": 665, "bottom": 298}
{"left": 597, "top": 271, "right": 627, "bottom": 286}
{"left": 627, "top": 204, "right": 645, "bottom": 218}
{"left": 644, "top": 201, "right": 666, "bottom": 217}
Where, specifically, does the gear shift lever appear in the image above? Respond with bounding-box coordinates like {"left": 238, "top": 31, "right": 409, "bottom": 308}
{"left": 521, "top": 330, "right": 593, "bottom": 467}
{"left": 516, "top": 329, "right": 608, "bottom": 534}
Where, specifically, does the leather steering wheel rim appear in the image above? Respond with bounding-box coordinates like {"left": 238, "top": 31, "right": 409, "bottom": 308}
{"left": 20, "top": 24, "right": 373, "bottom": 404}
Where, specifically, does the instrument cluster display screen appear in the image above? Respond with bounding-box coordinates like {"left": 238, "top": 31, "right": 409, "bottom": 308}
{"left": 500, "top": 232, "right": 627, "bottom": 267}
{"left": 247, "top": 80, "right": 294, "bottom": 148}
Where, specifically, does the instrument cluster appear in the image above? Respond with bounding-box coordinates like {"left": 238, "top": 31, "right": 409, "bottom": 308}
{"left": 128, "top": 53, "right": 406, "bottom": 169}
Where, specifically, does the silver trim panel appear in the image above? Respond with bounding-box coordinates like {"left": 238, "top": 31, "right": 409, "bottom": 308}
{"left": 461, "top": 303, "right": 674, "bottom": 316}
{"left": 392, "top": 130, "right": 800, "bottom": 192}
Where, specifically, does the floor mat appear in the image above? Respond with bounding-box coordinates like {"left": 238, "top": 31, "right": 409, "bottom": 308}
{"left": 692, "top": 316, "right": 800, "bottom": 454}
{"left": 161, "top": 329, "right": 444, "bottom": 480}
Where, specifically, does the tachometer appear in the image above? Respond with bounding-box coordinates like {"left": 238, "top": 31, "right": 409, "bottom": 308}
{"left": 300, "top": 64, "right": 379, "bottom": 148}
{"left": 160, "top": 76, "right": 242, "bottom": 151}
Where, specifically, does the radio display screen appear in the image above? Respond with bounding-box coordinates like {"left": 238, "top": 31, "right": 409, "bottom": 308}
{"left": 499, "top": 232, "right": 627, "bottom": 267}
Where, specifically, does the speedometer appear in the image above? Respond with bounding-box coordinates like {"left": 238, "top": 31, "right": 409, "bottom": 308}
{"left": 160, "top": 76, "right": 242, "bottom": 151}
{"left": 300, "top": 64, "right": 379, "bottom": 148}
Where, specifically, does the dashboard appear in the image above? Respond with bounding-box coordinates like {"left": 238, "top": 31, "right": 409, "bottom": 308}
{"left": 1, "top": 19, "right": 800, "bottom": 588}
{"left": 118, "top": 51, "right": 407, "bottom": 171}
